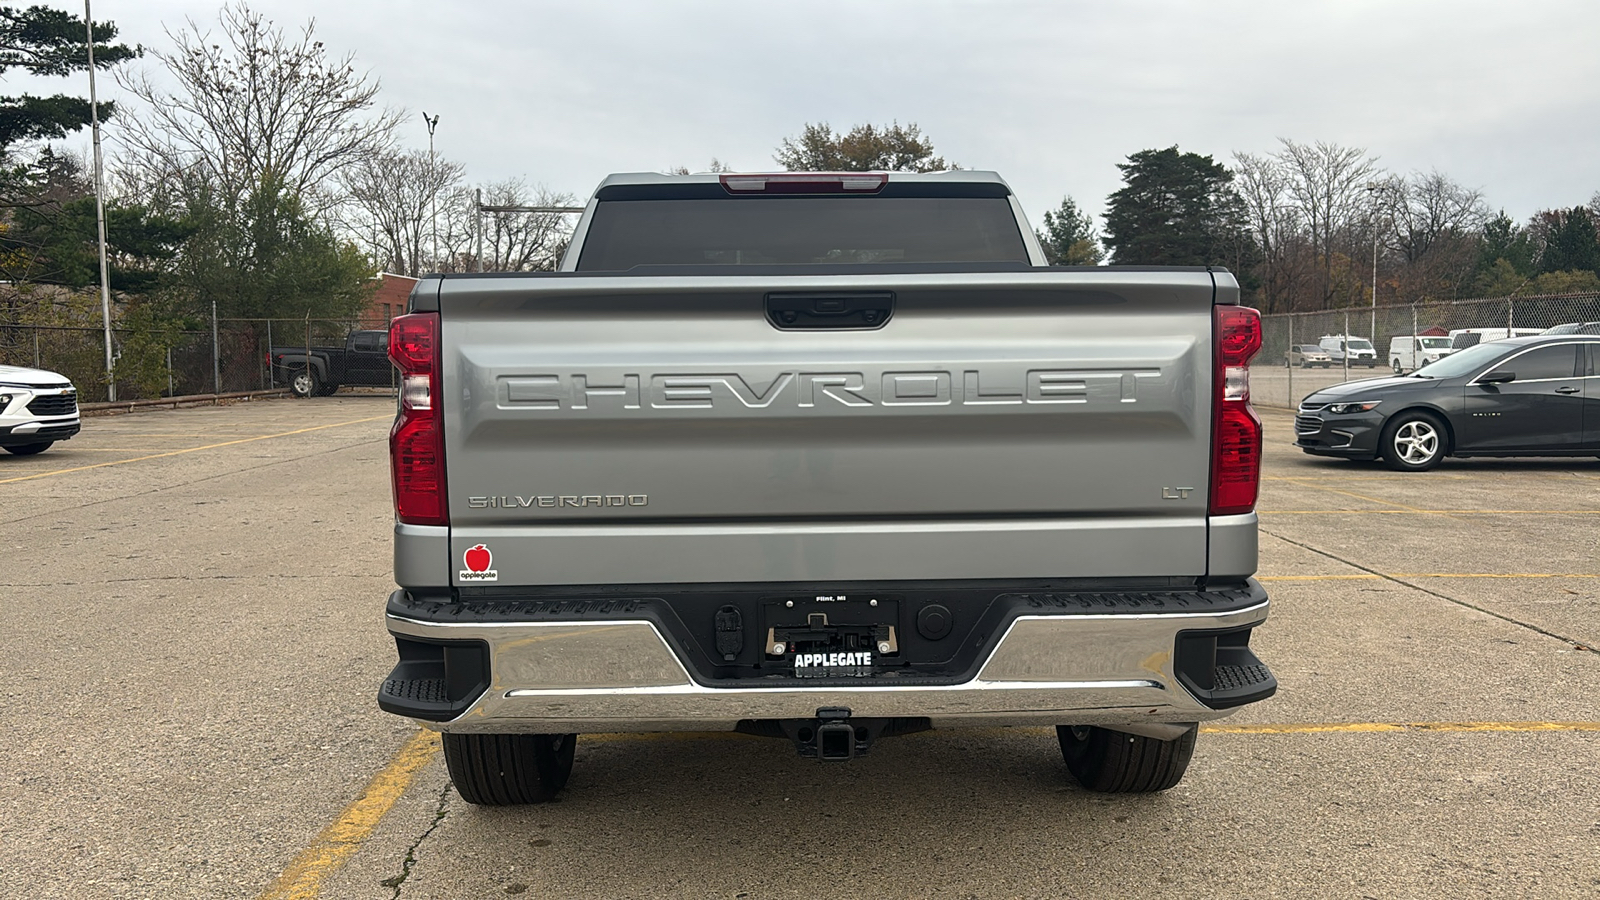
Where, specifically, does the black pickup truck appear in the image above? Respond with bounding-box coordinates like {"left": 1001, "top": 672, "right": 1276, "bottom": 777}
{"left": 269, "top": 330, "right": 393, "bottom": 397}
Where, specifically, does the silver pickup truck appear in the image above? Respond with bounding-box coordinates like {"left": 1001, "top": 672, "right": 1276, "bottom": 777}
{"left": 378, "top": 171, "right": 1274, "bottom": 804}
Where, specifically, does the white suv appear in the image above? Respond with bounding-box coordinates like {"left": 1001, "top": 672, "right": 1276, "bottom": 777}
{"left": 0, "top": 365, "right": 81, "bottom": 455}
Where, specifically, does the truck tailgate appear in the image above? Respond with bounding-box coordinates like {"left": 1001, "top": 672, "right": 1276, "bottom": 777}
{"left": 436, "top": 271, "right": 1217, "bottom": 585}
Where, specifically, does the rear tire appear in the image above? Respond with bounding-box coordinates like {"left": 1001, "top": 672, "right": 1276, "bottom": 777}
{"left": 443, "top": 733, "right": 576, "bottom": 805}
{"left": 1057, "top": 724, "right": 1197, "bottom": 793}
{"left": 4, "top": 441, "right": 53, "bottom": 456}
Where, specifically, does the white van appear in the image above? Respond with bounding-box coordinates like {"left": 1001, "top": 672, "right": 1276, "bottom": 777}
{"left": 1318, "top": 334, "right": 1378, "bottom": 367}
{"left": 1387, "top": 335, "right": 1454, "bottom": 372}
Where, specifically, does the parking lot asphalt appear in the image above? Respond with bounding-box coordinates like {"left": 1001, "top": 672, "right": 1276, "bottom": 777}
{"left": 2, "top": 399, "right": 1597, "bottom": 898}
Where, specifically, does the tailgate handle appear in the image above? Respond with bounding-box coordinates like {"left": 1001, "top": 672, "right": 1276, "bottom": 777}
{"left": 766, "top": 292, "right": 894, "bottom": 330}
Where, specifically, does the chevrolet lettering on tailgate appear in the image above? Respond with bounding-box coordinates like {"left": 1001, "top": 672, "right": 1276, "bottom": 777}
{"left": 500, "top": 369, "right": 1164, "bottom": 410}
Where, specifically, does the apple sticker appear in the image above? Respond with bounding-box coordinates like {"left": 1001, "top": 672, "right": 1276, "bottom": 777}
{"left": 458, "top": 544, "right": 498, "bottom": 582}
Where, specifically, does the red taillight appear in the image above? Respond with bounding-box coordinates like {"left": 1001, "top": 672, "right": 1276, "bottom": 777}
{"left": 390, "top": 314, "right": 437, "bottom": 371}
{"left": 388, "top": 313, "right": 447, "bottom": 526}
{"left": 1211, "top": 305, "right": 1263, "bottom": 516}
{"left": 1215, "top": 304, "right": 1262, "bottom": 366}
{"left": 391, "top": 414, "right": 446, "bottom": 522}
{"left": 719, "top": 173, "right": 887, "bottom": 194}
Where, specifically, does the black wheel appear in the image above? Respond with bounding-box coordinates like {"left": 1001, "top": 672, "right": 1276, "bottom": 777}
{"left": 1380, "top": 410, "right": 1447, "bottom": 472}
{"left": 1392, "top": 359, "right": 1403, "bottom": 373}
{"left": 1057, "top": 724, "right": 1197, "bottom": 793}
{"left": 3, "top": 441, "right": 53, "bottom": 456}
{"left": 291, "top": 367, "right": 321, "bottom": 398}
{"left": 316, "top": 381, "right": 340, "bottom": 396}
{"left": 443, "top": 733, "right": 576, "bottom": 805}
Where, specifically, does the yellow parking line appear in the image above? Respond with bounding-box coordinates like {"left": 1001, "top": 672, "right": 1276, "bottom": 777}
{"left": 1270, "top": 476, "right": 1454, "bottom": 516}
{"left": 1397, "top": 572, "right": 1600, "bottom": 579}
{"left": 1204, "top": 721, "right": 1600, "bottom": 734}
{"left": 0, "top": 415, "right": 389, "bottom": 485}
{"left": 40, "top": 447, "right": 221, "bottom": 452}
{"left": 1262, "top": 509, "right": 1600, "bottom": 515}
{"left": 257, "top": 730, "right": 440, "bottom": 900}
{"left": 1261, "top": 573, "right": 1600, "bottom": 581}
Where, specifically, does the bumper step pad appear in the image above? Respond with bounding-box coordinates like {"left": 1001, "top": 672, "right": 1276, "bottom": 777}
{"left": 376, "top": 638, "right": 492, "bottom": 722}
{"left": 1214, "top": 663, "right": 1273, "bottom": 693}
{"left": 381, "top": 675, "right": 448, "bottom": 706}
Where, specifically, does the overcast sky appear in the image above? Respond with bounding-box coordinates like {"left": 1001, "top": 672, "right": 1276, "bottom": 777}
{"left": 47, "top": 0, "right": 1600, "bottom": 228}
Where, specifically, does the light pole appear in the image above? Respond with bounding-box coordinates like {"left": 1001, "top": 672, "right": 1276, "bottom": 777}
{"left": 86, "top": 1, "right": 114, "bottom": 401}
{"left": 1365, "top": 181, "right": 1397, "bottom": 345}
{"left": 422, "top": 112, "right": 440, "bottom": 271}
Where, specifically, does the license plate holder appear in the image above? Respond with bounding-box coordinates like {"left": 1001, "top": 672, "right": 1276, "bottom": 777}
{"left": 762, "top": 594, "right": 900, "bottom": 677}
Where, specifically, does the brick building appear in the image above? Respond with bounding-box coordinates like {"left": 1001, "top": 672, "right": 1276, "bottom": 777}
{"left": 361, "top": 273, "right": 418, "bottom": 328}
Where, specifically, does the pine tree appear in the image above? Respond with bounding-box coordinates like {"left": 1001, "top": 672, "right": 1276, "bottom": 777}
{"left": 0, "top": 5, "right": 137, "bottom": 157}
{"left": 1539, "top": 207, "right": 1600, "bottom": 276}
{"left": 1103, "top": 146, "right": 1249, "bottom": 267}
{"left": 1036, "top": 196, "right": 1103, "bottom": 265}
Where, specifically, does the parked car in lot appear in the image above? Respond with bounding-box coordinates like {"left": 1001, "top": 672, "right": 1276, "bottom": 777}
{"left": 0, "top": 365, "right": 80, "bottom": 455}
{"left": 1387, "top": 335, "right": 1453, "bottom": 372}
{"left": 1285, "top": 344, "right": 1333, "bottom": 367}
{"left": 1319, "top": 334, "right": 1378, "bottom": 367}
{"left": 1296, "top": 334, "right": 1600, "bottom": 471}
{"left": 269, "top": 329, "right": 393, "bottom": 397}
{"left": 1448, "top": 327, "right": 1542, "bottom": 350}
{"left": 1542, "top": 322, "right": 1600, "bottom": 335}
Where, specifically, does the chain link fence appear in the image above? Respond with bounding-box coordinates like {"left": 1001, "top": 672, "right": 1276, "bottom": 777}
{"left": 1250, "top": 292, "right": 1600, "bottom": 409}
{"left": 7, "top": 292, "right": 1599, "bottom": 407}
{"left": 0, "top": 317, "right": 393, "bottom": 403}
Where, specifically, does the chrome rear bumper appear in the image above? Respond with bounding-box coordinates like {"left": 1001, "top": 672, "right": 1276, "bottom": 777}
{"left": 384, "top": 597, "right": 1271, "bottom": 733}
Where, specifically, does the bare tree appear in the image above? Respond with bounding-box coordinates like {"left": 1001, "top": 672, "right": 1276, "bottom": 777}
{"left": 341, "top": 148, "right": 464, "bottom": 276}
{"left": 435, "top": 179, "right": 577, "bottom": 273}
{"left": 114, "top": 2, "right": 400, "bottom": 213}
{"left": 665, "top": 158, "right": 733, "bottom": 175}
{"left": 1232, "top": 150, "right": 1305, "bottom": 313}
{"left": 1272, "top": 139, "right": 1381, "bottom": 308}
{"left": 1390, "top": 171, "right": 1488, "bottom": 264}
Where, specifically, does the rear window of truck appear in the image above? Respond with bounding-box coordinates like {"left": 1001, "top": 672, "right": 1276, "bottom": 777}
{"left": 575, "top": 196, "right": 1031, "bottom": 271}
